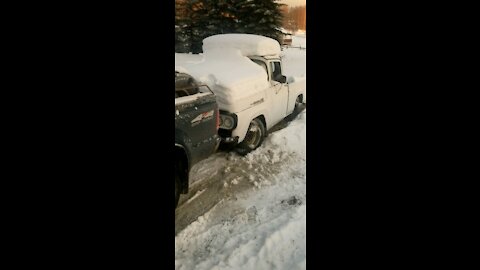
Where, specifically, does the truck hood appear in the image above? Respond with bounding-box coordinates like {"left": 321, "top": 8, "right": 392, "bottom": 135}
{"left": 177, "top": 48, "right": 269, "bottom": 113}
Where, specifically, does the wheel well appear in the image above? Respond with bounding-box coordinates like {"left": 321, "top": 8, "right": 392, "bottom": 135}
{"left": 256, "top": 115, "right": 267, "bottom": 131}
{"left": 175, "top": 146, "right": 189, "bottom": 194}
{"left": 297, "top": 94, "right": 304, "bottom": 103}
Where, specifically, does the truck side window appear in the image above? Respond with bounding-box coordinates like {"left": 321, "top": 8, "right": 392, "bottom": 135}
{"left": 270, "top": 61, "right": 282, "bottom": 81}
{"left": 251, "top": 59, "right": 268, "bottom": 81}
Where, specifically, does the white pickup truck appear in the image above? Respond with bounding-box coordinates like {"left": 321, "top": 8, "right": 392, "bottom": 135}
{"left": 176, "top": 34, "right": 306, "bottom": 155}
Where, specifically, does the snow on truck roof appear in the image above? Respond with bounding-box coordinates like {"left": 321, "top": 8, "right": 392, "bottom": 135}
{"left": 203, "top": 34, "right": 281, "bottom": 57}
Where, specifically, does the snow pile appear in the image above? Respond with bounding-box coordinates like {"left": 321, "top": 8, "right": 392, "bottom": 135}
{"left": 175, "top": 111, "right": 306, "bottom": 270}
{"left": 176, "top": 35, "right": 276, "bottom": 109}
{"left": 263, "top": 111, "right": 306, "bottom": 157}
{"left": 194, "top": 48, "right": 269, "bottom": 93}
{"left": 175, "top": 34, "right": 306, "bottom": 96}
{"left": 203, "top": 34, "right": 281, "bottom": 57}
{"left": 178, "top": 49, "right": 269, "bottom": 109}
{"left": 175, "top": 53, "right": 203, "bottom": 74}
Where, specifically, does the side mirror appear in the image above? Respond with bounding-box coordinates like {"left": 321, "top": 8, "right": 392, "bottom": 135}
{"left": 275, "top": 75, "right": 287, "bottom": 84}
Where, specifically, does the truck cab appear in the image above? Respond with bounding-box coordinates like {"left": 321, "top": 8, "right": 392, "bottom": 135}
{"left": 218, "top": 54, "right": 306, "bottom": 155}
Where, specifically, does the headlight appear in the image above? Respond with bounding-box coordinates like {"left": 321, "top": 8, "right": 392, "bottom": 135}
{"left": 219, "top": 114, "right": 236, "bottom": 130}
{"left": 224, "top": 117, "right": 233, "bottom": 128}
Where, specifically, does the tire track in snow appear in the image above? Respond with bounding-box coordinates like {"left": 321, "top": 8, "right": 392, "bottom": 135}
{"left": 175, "top": 108, "right": 305, "bottom": 235}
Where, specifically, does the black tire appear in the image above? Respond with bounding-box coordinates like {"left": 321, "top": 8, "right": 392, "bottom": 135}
{"left": 285, "top": 96, "right": 304, "bottom": 122}
{"left": 236, "top": 118, "right": 266, "bottom": 156}
{"left": 175, "top": 169, "right": 180, "bottom": 209}
{"left": 294, "top": 96, "right": 303, "bottom": 111}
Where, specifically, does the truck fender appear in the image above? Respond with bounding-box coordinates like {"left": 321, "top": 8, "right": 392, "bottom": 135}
{"left": 232, "top": 108, "right": 269, "bottom": 143}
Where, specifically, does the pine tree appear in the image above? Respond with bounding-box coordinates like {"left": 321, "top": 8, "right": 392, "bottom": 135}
{"left": 199, "top": 0, "right": 237, "bottom": 47}
{"left": 175, "top": 0, "right": 284, "bottom": 53}
{"left": 234, "top": 0, "right": 284, "bottom": 44}
{"left": 175, "top": 0, "right": 221, "bottom": 53}
{"left": 175, "top": 0, "right": 190, "bottom": 53}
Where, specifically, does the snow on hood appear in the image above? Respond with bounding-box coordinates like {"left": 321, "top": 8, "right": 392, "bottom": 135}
{"left": 174, "top": 35, "right": 283, "bottom": 110}
{"left": 176, "top": 48, "right": 269, "bottom": 108}
{"left": 201, "top": 48, "right": 269, "bottom": 91}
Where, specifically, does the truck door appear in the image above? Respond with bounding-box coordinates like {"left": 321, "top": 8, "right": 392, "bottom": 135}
{"left": 269, "top": 60, "right": 289, "bottom": 123}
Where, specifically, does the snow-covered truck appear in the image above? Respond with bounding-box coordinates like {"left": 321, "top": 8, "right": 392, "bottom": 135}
{"left": 175, "top": 71, "right": 220, "bottom": 208}
{"left": 177, "top": 34, "right": 306, "bottom": 155}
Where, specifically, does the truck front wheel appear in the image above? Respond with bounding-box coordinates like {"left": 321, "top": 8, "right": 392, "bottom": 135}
{"left": 236, "top": 118, "right": 265, "bottom": 156}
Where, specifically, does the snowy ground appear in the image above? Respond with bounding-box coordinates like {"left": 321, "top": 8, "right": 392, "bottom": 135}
{"left": 175, "top": 35, "right": 306, "bottom": 270}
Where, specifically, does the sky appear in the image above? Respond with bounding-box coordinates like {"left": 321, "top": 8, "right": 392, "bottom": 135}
{"left": 280, "top": 0, "right": 306, "bottom": 7}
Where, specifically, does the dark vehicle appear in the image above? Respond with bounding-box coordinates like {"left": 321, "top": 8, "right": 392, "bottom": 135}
{"left": 175, "top": 71, "right": 220, "bottom": 208}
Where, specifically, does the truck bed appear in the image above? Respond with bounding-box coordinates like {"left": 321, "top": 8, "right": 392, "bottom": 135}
{"left": 175, "top": 88, "right": 219, "bottom": 168}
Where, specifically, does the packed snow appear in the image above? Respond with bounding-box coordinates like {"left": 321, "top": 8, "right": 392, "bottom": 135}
{"left": 203, "top": 34, "right": 281, "bottom": 56}
{"left": 175, "top": 35, "right": 306, "bottom": 270}
{"left": 176, "top": 110, "right": 306, "bottom": 270}
{"left": 175, "top": 34, "right": 283, "bottom": 109}
{"left": 175, "top": 35, "right": 306, "bottom": 104}
{"left": 182, "top": 49, "right": 269, "bottom": 106}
